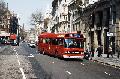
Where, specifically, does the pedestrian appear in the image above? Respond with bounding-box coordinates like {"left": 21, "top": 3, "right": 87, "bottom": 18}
{"left": 101, "top": 45, "right": 103, "bottom": 56}
{"left": 84, "top": 43, "right": 91, "bottom": 60}
{"left": 91, "top": 45, "right": 94, "bottom": 57}
{"left": 107, "top": 46, "right": 113, "bottom": 58}
{"left": 96, "top": 45, "right": 102, "bottom": 57}
{"left": 86, "top": 43, "right": 90, "bottom": 53}
{"left": 116, "top": 45, "right": 120, "bottom": 58}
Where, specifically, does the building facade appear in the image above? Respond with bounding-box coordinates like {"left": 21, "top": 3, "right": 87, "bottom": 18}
{"left": 51, "top": 0, "right": 70, "bottom": 33}
{"left": 0, "top": 4, "right": 11, "bottom": 35}
{"left": 82, "top": 0, "right": 120, "bottom": 54}
{"left": 40, "top": 0, "right": 120, "bottom": 54}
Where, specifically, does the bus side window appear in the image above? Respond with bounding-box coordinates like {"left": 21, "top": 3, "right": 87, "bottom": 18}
{"left": 45, "top": 38, "right": 50, "bottom": 44}
{"left": 80, "top": 42, "right": 84, "bottom": 48}
{"left": 81, "top": 42, "right": 84, "bottom": 48}
{"left": 58, "top": 39, "right": 63, "bottom": 46}
{"left": 52, "top": 39, "right": 58, "bottom": 45}
{"left": 43, "top": 39, "right": 46, "bottom": 43}
{"left": 39, "top": 38, "right": 43, "bottom": 43}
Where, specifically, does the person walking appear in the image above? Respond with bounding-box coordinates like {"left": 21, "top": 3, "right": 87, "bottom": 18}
{"left": 86, "top": 43, "right": 90, "bottom": 52}
{"left": 116, "top": 45, "right": 120, "bottom": 58}
{"left": 107, "top": 46, "right": 113, "bottom": 58}
{"left": 91, "top": 45, "right": 94, "bottom": 57}
{"left": 84, "top": 43, "right": 91, "bottom": 60}
{"left": 96, "top": 45, "right": 102, "bottom": 57}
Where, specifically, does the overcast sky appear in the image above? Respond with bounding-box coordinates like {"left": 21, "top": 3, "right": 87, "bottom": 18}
{"left": 5, "top": 0, "right": 52, "bottom": 30}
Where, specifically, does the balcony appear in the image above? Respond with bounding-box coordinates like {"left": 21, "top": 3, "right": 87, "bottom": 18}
{"left": 61, "top": 12, "right": 68, "bottom": 16}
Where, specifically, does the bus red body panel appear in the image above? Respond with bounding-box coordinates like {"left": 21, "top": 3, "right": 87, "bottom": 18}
{"left": 38, "top": 32, "right": 85, "bottom": 59}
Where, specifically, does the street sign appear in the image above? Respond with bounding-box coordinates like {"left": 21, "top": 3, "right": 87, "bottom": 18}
{"left": 107, "top": 32, "right": 113, "bottom": 36}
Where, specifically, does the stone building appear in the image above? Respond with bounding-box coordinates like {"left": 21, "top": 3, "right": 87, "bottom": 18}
{"left": 0, "top": 3, "right": 11, "bottom": 34}
{"left": 50, "top": 0, "right": 120, "bottom": 54}
{"left": 68, "top": 0, "right": 85, "bottom": 33}
{"left": 115, "top": 0, "right": 120, "bottom": 46}
{"left": 51, "top": 0, "right": 70, "bottom": 33}
{"left": 82, "top": 0, "right": 120, "bottom": 54}
{"left": 44, "top": 8, "right": 53, "bottom": 33}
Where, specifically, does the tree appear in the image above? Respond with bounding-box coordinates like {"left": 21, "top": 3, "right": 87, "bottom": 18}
{"left": 30, "top": 10, "right": 43, "bottom": 25}
{"left": 75, "top": 0, "right": 82, "bottom": 10}
{"left": 0, "top": 0, "right": 6, "bottom": 16}
{"left": 44, "top": 18, "right": 49, "bottom": 29}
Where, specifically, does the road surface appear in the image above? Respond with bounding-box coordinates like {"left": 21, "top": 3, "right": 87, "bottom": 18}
{"left": 0, "top": 43, "right": 120, "bottom": 79}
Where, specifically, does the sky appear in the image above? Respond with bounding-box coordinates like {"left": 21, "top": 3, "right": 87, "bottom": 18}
{"left": 5, "top": 0, "right": 52, "bottom": 30}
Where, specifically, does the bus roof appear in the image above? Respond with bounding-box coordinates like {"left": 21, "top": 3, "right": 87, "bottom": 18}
{"left": 39, "top": 32, "right": 84, "bottom": 39}
{"left": 39, "top": 32, "right": 57, "bottom": 38}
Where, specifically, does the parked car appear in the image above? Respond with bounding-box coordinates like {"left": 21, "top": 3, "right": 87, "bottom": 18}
{"left": 29, "top": 41, "right": 36, "bottom": 48}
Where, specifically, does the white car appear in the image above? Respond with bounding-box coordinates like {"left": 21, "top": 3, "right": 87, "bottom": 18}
{"left": 29, "top": 42, "right": 36, "bottom": 47}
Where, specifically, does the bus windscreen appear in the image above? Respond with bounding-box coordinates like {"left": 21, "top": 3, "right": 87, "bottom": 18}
{"left": 64, "top": 39, "right": 84, "bottom": 48}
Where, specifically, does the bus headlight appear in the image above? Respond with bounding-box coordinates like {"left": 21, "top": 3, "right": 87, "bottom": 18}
{"left": 68, "top": 51, "right": 70, "bottom": 53}
{"left": 81, "top": 52, "right": 84, "bottom": 54}
{"left": 65, "top": 51, "right": 70, "bottom": 53}
{"left": 65, "top": 52, "right": 67, "bottom": 53}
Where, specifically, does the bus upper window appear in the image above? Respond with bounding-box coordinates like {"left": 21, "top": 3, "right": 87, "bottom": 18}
{"left": 52, "top": 39, "right": 58, "bottom": 45}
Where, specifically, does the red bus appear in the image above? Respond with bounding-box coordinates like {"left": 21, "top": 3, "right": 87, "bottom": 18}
{"left": 38, "top": 32, "right": 85, "bottom": 59}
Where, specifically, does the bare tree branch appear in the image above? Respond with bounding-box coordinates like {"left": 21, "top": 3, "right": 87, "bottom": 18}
{"left": 0, "top": 0, "right": 6, "bottom": 16}
{"left": 30, "top": 10, "right": 43, "bottom": 25}
{"left": 44, "top": 18, "right": 50, "bottom": 29}
{"left": 75, "top": 0, "right": 83, "bottom": 10}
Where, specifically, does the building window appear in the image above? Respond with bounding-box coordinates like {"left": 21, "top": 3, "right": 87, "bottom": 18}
{"left": 113, "top": 11, "right": 116, "bottom": 24}
{"left": 60, "top": 14, "right": 61, "bottom": 19}
{"left": 66, "top": 16, "right": 67, "bottom": 21}
{"left": 73, "top": 24, "right": 75, "bottom": 31}
{"left": 64, "top": 16, "right": 65, "bottom": 20}
{"left": 73, "top": 12, "right": 74, "bottom": 18}
{"left": 64, "top": 7, "right": 65, "bottom": 11}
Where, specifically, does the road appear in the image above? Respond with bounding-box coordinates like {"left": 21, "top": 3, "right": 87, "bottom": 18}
{"left": 0, "top": 43, "right": 120, "bottom": 79}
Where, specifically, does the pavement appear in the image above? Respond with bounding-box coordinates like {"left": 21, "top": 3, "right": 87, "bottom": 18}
{"left": 92, "top": 52, "right": 120, "bottom": 68}
{"left": 0, "top": 46, "right": 8, "bottom": 52}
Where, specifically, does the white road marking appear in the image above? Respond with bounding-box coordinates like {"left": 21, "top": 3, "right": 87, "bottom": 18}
{"left": 16, "top": 55, "right": 19, "bottom": 59}
{"left": 15, "top": 52, "right": 26, "bottom": 79}
{"left": 28, "top": 54, "right": 34, "bottom": 57}
{"left": 105, "top": 72, "right": 108, "bottom": 74}
{"left": 16, "top": 52, "right": 18, "bottom": 56}
{"left": 17, "top": 60, "right": 21, "bottom": 66}
{"left": 81, "top": 63, "right": 85, "bottom": 66}
{"left": 66, "top": 71, "right": 72, "bottom": 75}
{"left": 104, "top": 72, "right": 111, "bottom": 76}
{"left": 20, "top": 68, "right": 26, "bottom": 79}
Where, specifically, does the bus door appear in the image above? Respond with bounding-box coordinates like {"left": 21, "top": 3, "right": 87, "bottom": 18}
{"left": 40, "top": 38, "right": 49, "bottom": 54}
{"left": 57, "top": 38, "right": 64, "bottom": 57}
{"left": 45, "top": 38, "right": 51, "bottom": 55}
{"left": 50, "top": 38, "right": 58, "bottom": 56}
{"left": 38, "top": 37, "right": 43, "bottom": 52}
